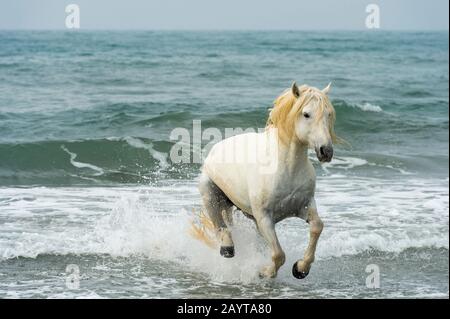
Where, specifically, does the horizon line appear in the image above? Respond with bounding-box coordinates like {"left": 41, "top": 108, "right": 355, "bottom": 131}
{"left": 0, "top": 28, "right": 448, "bottom": 32}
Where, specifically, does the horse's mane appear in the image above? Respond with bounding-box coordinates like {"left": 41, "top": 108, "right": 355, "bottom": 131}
{"left": 266, "top": 84, "right": 339, "bottom": 144}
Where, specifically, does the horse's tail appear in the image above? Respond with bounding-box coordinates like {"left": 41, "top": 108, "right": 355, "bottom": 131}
{"left": 189, "top": 209, "right": 218, "bottom": 249}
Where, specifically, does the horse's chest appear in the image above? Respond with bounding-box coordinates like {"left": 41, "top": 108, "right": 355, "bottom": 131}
{"left": 269, "top": 179, "right": 315, "bottom": 222}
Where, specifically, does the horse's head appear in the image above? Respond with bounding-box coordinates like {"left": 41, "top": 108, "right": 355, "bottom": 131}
{"left": 267, "top": 82, "right": 338, "bottom": 163}
{"left": 292, "top": 82, "right": 336, "bottom": 162}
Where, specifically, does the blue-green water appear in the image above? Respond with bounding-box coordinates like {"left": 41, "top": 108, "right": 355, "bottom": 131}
{"left": 0, "top": 31, "right": 448, "bottom": 298}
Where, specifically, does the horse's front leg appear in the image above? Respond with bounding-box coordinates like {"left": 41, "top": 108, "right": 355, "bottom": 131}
{"left": 255, "top": 214, "right": 285, "bottom": 278}
{"left": 292, "top": 202, "right": 324, "bottom": 279}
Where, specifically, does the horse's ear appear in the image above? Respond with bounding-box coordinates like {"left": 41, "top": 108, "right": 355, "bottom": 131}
{"left": 322, "top": 82, "right": 332, "bottom": 95}
{"left": 291, "top": 82, "right": 300, "bottom": 98}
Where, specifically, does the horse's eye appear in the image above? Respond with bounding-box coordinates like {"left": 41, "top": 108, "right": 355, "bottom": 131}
{"left": 303, "top": 112, "right": 310, "bottom": 119}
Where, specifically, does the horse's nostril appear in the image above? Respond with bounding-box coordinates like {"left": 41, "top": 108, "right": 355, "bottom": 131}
{"left": 320, "top": 146, "right": 325, "bottom": 156}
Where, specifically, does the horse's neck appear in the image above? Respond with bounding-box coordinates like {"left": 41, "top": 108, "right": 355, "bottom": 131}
{"left": 279, "top": 140, "right": 309, "bottom": 175}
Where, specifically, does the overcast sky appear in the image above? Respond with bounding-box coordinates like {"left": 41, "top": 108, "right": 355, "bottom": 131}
{"left": 0, "top": 0, "right": 448, "bottom": 30}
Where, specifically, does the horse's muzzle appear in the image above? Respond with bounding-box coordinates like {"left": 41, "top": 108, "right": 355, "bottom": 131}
{"left": 316, "top": 145, "right": 333, "bottom": 163}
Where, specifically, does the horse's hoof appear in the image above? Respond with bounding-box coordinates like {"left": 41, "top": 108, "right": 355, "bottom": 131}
{"left": 220, "top": 246, "right": 235, "bottom": 258}
{"left": 292, "top": 263, "right": 309, "bottom": 279}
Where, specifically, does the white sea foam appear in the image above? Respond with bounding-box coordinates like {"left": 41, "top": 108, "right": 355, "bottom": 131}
{"left": 0, "top": 176, "right": 448, "bottom": 283}
{"left": 123, "top": 136, "right": 169, "bottom": 169}
{"left": 354, "top": 102, "right": 383, "bottom": 112}
{"left": 61, "top": 145, "right": 104, "bottom": 176}
{"left": 318, "top": 156, "right": 368, "bottom": 170}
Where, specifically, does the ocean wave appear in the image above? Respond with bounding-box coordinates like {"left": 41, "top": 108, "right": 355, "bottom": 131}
{"left": 0, "top": 138, "right": 182, "bottom": 186}
{"left": 0, "top": 129, "right": 444, "bottom": 187}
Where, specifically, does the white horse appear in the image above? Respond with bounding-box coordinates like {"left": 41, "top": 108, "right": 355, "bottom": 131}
{"left": 195, "top": 82, "right": 338, "bottom": 279}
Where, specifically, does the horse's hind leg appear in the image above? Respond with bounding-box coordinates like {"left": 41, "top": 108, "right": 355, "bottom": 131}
{"left": 198, "top": 173, "right": 235, "bottom": 258}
